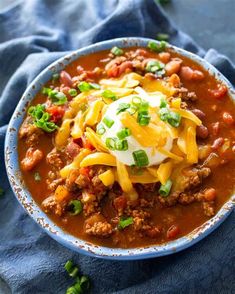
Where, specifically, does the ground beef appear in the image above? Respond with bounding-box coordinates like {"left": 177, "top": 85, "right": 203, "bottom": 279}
{"left": 19, "top": 116, "right": 43, "bottom": 147}
{"left": 42, "top": 195, "right": 64, "bottom": 216}
{"left": 177, "top": 87, "right": 197, "bottom": 101}
{"left": 46, "top": 148, "right": 63, "bottom": 169}
{"left": 202, "top": 201, "right": 215, "bottom": 217}
{"left": 65, "top": 169, "right": 81, "bottom": 192}
{"left": 21, "top": 147, "right": 43, "bottom": 171}
{"left": 47, "top": 178, "right": 64, "bottom": 192}
{"left": 84, "top": 213, "right": 113, "bottom": 237}
{"left": 158, "top": 191, "right": 180, "bottom": 207}
{"left": 178, "top": 193, "right": 196, "bottom": 205}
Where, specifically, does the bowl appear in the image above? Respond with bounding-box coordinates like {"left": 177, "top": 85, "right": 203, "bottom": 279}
{"left": 5, "top": 37, "right": 235, "bottom": 260}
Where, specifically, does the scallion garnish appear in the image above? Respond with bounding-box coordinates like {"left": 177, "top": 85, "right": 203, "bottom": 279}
{"left": 52, "top": 73, "right": 60, "bottom": 81}
{"left": 160, "top": 98, "right": 167, "bottom": 108}
{"left": 69, "top": 200, "right": 83, "bottom": 216}
{"left": 132, "top": 96, "right": 142, "bottom": 107}
{"left": 34, "top": 172, "right": 41, "bottom": 182}
{"left": 147, "top": 40, "right": 167, "bottom": 53}
{"left": 156, "top": 33, "right": 169, "bottom": 41}
{"left": 115, "top": 139, "right": 128, "bottom": 151}
{"left": 78, "top": 81, "right": 100, "bottom": 92}
{"left": 111, "top": 46, "right": 124, "bottom": 56}
{"left": 102, "top": 89, "right": 117, "bottom": 101}
{"left": 118, "top": 216, "right": 133, "bottom": 230}
{"left": 159, "top": 107, "right": 181, "bottom": 127}
{"left": 116, "top": 103, "right": 130, "bottom": 114}
{"left": 69, "top": 88, "right": 78, "bottom": 97}
{"left": 117, "top": 128, "right": 131, "bottom": 139}
{"left": 42, "top": 87, "right": 67, "bottom": 105}
{"left": 28, "top": 104, "right": 58, "bottom": 132}
{"left": 127, "top": 106, "right": 138, "bottom": 115}
{"left": 159, "top": 179, "right": 172, "bottom": 197}
{"left": 132, "top": 150, "right": 149, "bottom": 167}
{"left": 105, "top": 138, "right": 116, "bottom": 150}
{"left": 0, "top": 187, "right": 5, "bottom": 197}
{"left": 96, "top": 123, "right": 106, "bottom": 135}
{"left": 137, "top": 112, "right": 151, "bottom": 126}
{"left": 64, "top": 260, "right": 79, "bottom": 278}
{"left": 103, "top": 116, "right": 114, "bottom": 128}
{"left": 145, "top": 60, "right": 165, "bottom": 73}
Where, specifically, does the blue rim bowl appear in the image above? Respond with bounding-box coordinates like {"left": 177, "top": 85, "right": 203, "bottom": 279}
{"left": 5, "top": 37, "right": 235, "bottom": 260}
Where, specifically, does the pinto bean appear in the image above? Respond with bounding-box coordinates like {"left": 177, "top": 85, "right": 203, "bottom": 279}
{"left": 21, "top": 148, "right": 43, "bottom": 171}
{"left": 191, "top": 109, "right": 206, "bottom": 120}
{"left": 211, "top": 122, "right": 220, "bottom": 136}
{"left": 166, "top": 225, "right": 180, "bottom": 239}
{"left": 203, "top": 188, "right": 217, "bottom": 202}
{"left": 158, "top": 52, "right": 171, "bottom": 63}
{"left": 197, "top": 125, "right": 209, "bottom": 139}
{"left": 165, "top": 58, "right": 182, "bottom": 76}
{"left": 222, "top": 111, "right": 234, "bottom": 125}
{"left": 136, "top": 49, "right": 148, "bottom": 56}
{"left": 211, "top": 137, "right": 224, "bottom": 150}
{"left": 208, "top": 84, "right": 227, "bottom": 100}
{"left": 192, "top": 70, "right": 205, "bottom": 81}
{"left": 60, "top": 71, "right": 73, "bottom": 87}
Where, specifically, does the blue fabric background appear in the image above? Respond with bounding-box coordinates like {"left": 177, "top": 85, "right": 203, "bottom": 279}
{"left": 0, "top": 0, "right": 234, "bottom": 293}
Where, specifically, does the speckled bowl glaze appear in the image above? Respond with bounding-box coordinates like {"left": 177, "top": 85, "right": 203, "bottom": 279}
{"left": 5, "top": 38, "right": 235, "bottom": 260}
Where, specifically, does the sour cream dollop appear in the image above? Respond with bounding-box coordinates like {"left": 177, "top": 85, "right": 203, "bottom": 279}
{"left": 100, "top": 92, "right": 173, "bottom": 166}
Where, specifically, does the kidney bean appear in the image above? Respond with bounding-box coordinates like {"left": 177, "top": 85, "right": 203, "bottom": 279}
{"left": 192, "top": 70, "right": 205, "bottom": 81}
{"left": 158, "top": 52, "right": 171, "bottom": 63}
{"left": 222, "top": 111, "right": 234, "bottom": 125}
{"left": 166, "top": 225, "right": 180, "bottom": 239}
{"left": 210, "top": 122, "right": 220, "bottom": 136}
{"left": 211, "top": 137, "right": 224, "bottom": 150}
{"left": 196, "top": 125, "right": 209, "bottom": 139}
{"left": 191, "top": 108, "right": 206, "bottom": 120}
{"left": 60, "top": 70, "right": 73, "bottom": 87}
{"left": 21, "top": 148, "right": 43, "bottom": 171}
{"left": 203, "top": 188, "right": 217, "bottom": 202}
{"left": 165, "top": 59, "right": 182, "bottom": 76}
{"left": 180, "top": 66, "right": 204, "bottom": 81}
{"left": 208, "top": 84, "right": 227, "bottom": 100}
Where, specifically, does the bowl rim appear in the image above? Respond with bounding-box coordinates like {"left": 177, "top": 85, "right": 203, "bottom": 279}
{"left": 5, "top": 37, "right": 235, "bottom": 260}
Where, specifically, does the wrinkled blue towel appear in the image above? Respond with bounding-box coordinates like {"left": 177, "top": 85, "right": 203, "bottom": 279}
{"left": 0, "top": 0, "right": 234, "bottom": 293}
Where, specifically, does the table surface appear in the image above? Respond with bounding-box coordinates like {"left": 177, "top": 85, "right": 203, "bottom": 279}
{"left": 0, "top": 0, "right": 234, "bottom": 293}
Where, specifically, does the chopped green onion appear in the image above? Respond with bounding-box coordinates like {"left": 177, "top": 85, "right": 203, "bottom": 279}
{"left": 156, "top": 33, "right": 169, "bottom": 41}
{"left": 69, "top": 89, "right": 78, "bottom": 97}
{"left": 28, "top": 104, "right": 58, "bottom": 133}
{"left": 116, "top": 103, "right": 130, "bottom": 114}
{"left": 147, "top": 40, "right": 167, "bottom": 53}
{"left": 89, "top": 82, "right": 100, "bottom": 90}
{"left": 127, "top": 106, "right": 138, "bottom": 115}
{"left": 96, "top": 123, "right": 106, "bottom": 135}
{"left": 160, "top": 98, "right": 167, "bottom": 108}
{"left": 79, "top": 276, "right": 90, "bottom": 292}
{"left": 117, "top": 128, "right": 131, "bottom": 139}
{"left": 111, "top": 46, "right": 124, "bottom": 56}
{"left": 138, "top": 100, "right": 149, "bottom": 113}
{"left": 132, "top": 150, "right": 149, "bottom": 167}
{"left": 137, "top": 112, "right": 151, "bottom": 126}
{"left": 34, "top": 172, "right": 41, "bottom": 182}
{"left": 145, "top": 60, "right": 165, "bottom": 73}
{"left": 118, "top": 216, "right": 133, "bottom": 230}
{"left": 159, "top": 179, "right": 172, "bottom": 197}
{"left": 132, "top": 96, "right": 142, "bottom": 107}
{"left": 115, "top": 139, "right": 128, "bottom": 151}
{"left": 102, "top": 90, "right": 117, "bottom": 101}
{"left": 42, "top": 87, "right": 67, "bottom": 105}
{"left": 105, "top": 138, "right": 116, "bottom": 150}
{"left": 103, "top": 116, "right": 114, "bottom": 128}
{"left": 167, "top": 111, "right": 181, "bottom": 127}
{"left": 64, "top": 260, "right": 79, "bottom": 278}
{"left": 159, "top": 107, "right": 169, "bottom": 121}
{"left": 0, "top": 187, "right": 5, "bottom": 197}
{"left": 52, "top": 73, "right": 60, "bottom": 81}
{"left": 69, "top": 200, "right": 83, "bottom": 216}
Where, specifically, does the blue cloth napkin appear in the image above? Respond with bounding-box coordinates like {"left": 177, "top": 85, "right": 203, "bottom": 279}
{"left": 0, "top": 0, "right": 234, "bottom": 293}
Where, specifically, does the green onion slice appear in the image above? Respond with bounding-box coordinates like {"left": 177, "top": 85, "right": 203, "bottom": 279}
{"left": 159, "top": 107, "right": 181, "bottom": 128}
{"left": 147, "top": 40, "right": 167, "bottom": 53}
{"left": 160, "top": 98, "right": 167, "bottom": 108}
{"left": 102, "top": 89, "right": 117, "bottom": 101}
{"left": 42, "top": 87, "right": 67, "bottom": 105}
{"left": 159, "top": 179, "right": 172, "bottom": 197}
{"left": 69, "top": 200, "right": 83, "bottom": 216}
{"left": 132, "top": 96, "right": 142, "bottom": 107}
{"left": 117, "top": 128, "right": 131, "bottom": 139}
{"left": 64, "top": 260, "right": 79, "bottom": 278}
{"left": 96, "top": 123, "right": 106, "bottom": 135}
{"left": 111, "top": 46, "right": 124, "bottom": 56}
{"left": 103, "top": 116, "right": 114, "bottom": 128}
{"left": 69, "top": 88, "right": 78, "bottom": 97}
{"left": 118, "top": 216, "right": 133, "bottom": 230}
{"left": 137, "top": 112, "right": 151, "bottom": 126}
{"left": 116, "top": 103, "right": 130, "bottom": 114}
{"left": 145, "top": 60, "right": 165, "bottom": 73}
{"left": 115, "top": 139, "right": 128, "bottom": 151}
{"left": 132, "top": 150, "right": 149, "bottom": 167}
{"left": 105, "top": 138, "right": 116, "bottom": 150}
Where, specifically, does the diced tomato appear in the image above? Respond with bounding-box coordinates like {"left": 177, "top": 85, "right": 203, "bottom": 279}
{"left": 208, "top": 84, "right": 227, "bottom": 100}
{"left": 79, "top": 167, "right": 91, "bottom": 178}
{"left": 113, "top": 195, "right": 127, "bottom": 211}
{"left": 81, "top": 136, "right": 95, "bottom": 150}
{"left": 166, "top": 225, "right": 180, "bottom": 239}
{"left": 46, "top": 106, "right": 65, "bottom": 122}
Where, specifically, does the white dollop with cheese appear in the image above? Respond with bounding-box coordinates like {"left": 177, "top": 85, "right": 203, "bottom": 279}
{"left": 100, "top": 91, "right": 173, "bottom": 166}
